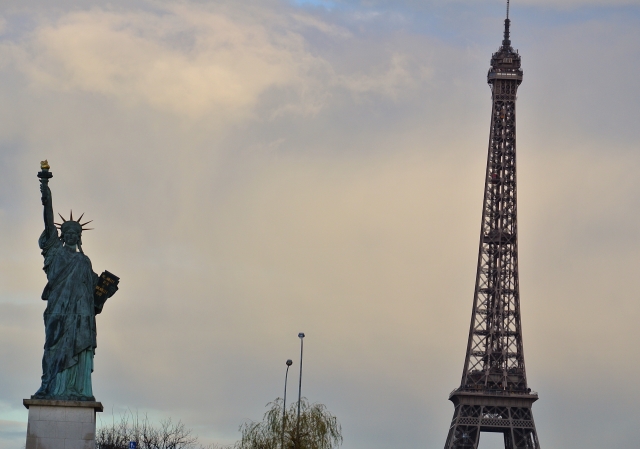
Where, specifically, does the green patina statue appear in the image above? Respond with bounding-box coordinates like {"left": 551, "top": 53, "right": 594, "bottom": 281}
{"left": 33, "top": 161, "right": 119, "bottom": 401}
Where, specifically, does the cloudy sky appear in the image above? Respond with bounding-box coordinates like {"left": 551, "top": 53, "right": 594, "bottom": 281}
{"left": 1, "top": 0, "right": 640, "bottom": 448}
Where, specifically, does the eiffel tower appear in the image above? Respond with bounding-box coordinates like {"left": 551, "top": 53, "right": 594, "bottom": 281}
{"left": 443, "top": 3, "right": 540, "bottom": 448}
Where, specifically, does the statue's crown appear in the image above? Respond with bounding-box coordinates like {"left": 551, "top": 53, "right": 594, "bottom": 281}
{"left": 55, "top": 210, "right": 93, "bottom": 233}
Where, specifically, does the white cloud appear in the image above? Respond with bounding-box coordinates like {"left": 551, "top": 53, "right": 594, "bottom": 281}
{"left": 2, "top": 4, "right": 432, "bottom": 121}
{"left": 6, "top": 6, "right": 329, "bottom": 119}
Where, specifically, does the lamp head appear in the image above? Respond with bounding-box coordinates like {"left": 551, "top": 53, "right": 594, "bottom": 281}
{"left": 286, "top": 359, "right": 293, "bottom": 366}
{"left": 298, "top": 333, "right": 305, "bottom": 339}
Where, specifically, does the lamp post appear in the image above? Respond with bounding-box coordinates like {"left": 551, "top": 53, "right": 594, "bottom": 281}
{"left": 295, "top": 333, "right": 305, "bottom": 449}
{"left": 282, "top": 359, "right": 293, "bottom": 449}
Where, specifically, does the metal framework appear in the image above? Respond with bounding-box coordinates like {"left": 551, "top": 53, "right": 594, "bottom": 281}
{"left": 443, "top": 5, "right": 540, "bottom": 449}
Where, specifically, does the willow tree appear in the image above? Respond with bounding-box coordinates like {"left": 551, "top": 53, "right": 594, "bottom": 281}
{"left": 235, "top": 398, "right": 342, "bottom": 449}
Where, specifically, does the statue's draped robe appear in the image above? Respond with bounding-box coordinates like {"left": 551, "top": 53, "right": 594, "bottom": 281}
{"left": 34, "top": 231, "right": 99, "bottom": 400}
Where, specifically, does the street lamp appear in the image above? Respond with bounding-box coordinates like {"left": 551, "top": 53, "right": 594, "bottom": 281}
{"left": 282, "top": 359, "right": 293, "bottom": 449}
{"left": 295, "top": 332, "right": 305, "bottom": 449}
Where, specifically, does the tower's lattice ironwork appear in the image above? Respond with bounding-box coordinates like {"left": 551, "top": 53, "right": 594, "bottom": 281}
{"left": 443, "top": 3, "right": 540, "bottom": 448}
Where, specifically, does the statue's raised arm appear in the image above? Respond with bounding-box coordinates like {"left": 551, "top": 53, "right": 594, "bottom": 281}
{"left": 38, "top": 160, "right": 56, "bottom": 240}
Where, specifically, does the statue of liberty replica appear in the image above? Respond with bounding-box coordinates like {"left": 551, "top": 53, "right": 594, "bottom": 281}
{"left": 32, "top": 160, "right": 119, "bottom": 402}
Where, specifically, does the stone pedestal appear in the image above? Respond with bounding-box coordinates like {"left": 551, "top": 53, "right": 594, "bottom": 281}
{"left": 23, "top": 399, "right": 103, "bottom": 449}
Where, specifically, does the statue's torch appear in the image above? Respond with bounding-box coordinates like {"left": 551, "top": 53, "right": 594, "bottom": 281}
{"left": 38, "top": 160, "right": 52, "bottom": 181}
{"left": 38, "top": 160, "right": 52, "bottom": 205}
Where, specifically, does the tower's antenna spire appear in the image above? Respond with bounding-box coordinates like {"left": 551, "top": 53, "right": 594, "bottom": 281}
{"left": 502, "top": 0, "right": 511, "bottom": 47}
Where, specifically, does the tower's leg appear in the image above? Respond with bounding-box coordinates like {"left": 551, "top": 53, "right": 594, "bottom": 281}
{"left": 444, "top": 403, "right": 539, "bottom": 449}
{"left": 511, "top": 428, "right": 539, "bottom": 449}
{"left": 509, "top": 406, "right": 540, "bottom": 449}
{"left": 504, "top": 429, "right": 514, "bottom": 449}
{"left": 444, "top": 405, "right": 480, "bottom": 449}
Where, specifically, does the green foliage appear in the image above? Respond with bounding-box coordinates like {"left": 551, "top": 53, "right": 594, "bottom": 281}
{"left": 234, "top": 398, "right": 342, "bottom": 449}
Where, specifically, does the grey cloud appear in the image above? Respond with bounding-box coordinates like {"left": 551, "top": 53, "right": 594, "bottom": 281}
{"left": 324, "top": 0, "right": 640, "bottom": 9}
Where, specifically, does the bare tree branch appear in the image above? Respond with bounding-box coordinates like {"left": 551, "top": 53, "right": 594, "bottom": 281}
{"left": 96, "top": 411, "right": 211, "bottom": 449}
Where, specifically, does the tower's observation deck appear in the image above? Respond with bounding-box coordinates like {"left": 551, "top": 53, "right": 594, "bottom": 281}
{"left": 488, "top": 19, "right": 523, "bottom": 84}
